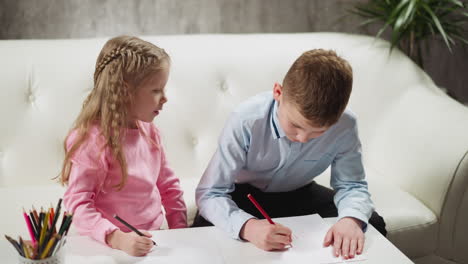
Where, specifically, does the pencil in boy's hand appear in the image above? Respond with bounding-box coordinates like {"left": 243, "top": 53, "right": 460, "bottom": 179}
{"left": 113, "top": 214, "right": 157, "bottom": 246}
{"left": 247, "top": 194, "right": 275, "bottom": 224}
{"left": 247, "top": 193, "right": 294, "bottom": 248}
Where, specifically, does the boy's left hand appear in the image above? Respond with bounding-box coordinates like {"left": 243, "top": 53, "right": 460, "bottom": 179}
{"left": 323, "top": 217, "right": 365, "bottom": 259}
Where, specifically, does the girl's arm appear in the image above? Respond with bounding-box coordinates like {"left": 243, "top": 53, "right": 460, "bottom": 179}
{"left": 63, "top": 135, "right": 118, "bottom": 245}
{"left": 156, "top": 142, "right": 188, "bottom": 229}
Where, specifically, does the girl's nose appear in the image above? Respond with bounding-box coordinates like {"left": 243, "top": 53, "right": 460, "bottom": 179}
{"left": 161, "top": 95, "right": 168, "bottom": 104}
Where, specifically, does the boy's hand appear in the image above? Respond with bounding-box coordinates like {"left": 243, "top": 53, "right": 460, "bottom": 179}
{"left": 106, "top": 229, "right": 154, "bottom": 256}
{"left": 323, "top": 217, "right": 365, "bottom": 259}
{"left": 240, "top": 218, "right": 292, "bottom": 251}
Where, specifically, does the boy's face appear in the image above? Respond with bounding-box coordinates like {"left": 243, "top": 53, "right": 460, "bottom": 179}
{"left": 273, "top": 83, "right": 329, "bottom": 143}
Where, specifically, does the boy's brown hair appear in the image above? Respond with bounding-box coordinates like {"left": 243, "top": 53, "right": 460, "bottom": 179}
{"left": 282, "top": 49, "right": 353, "bottom": 127}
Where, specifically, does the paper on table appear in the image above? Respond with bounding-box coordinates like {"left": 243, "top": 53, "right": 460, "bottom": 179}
{"left": 275, "top": 214, "right": 368, "bottom": 264}
{"left": 139, "top": 227, "right": 225, "bottom": 264}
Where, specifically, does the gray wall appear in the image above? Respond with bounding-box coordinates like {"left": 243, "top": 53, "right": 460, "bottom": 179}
{"left": 1, "top": 0, "right": 467, "bottom": 104}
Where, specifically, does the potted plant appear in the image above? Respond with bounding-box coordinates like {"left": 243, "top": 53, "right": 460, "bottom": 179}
{"left": 351, "top": 0, "right": 468, "bottom": 68}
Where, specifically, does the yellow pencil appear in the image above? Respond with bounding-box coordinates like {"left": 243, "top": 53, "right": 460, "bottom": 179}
{"left": 20, "top": 237, "right": 29, "bottom": 259}
{"left": 40, "top": 235, "right": 57, "bottom": 259}
{"left": 39, "top": 210, "right": 49, "bottom": 247}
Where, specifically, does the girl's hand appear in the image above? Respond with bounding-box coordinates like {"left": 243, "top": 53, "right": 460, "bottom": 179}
{"left": 240, "top": 218, "right": 292, "bottom": 251}
{"left": 106, "top": 229, "right": 154, "bottom": 256}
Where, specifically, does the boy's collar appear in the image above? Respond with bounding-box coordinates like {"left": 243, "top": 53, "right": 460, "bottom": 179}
{"left": 270, "top": 100, "right": 286, "bottom": 139}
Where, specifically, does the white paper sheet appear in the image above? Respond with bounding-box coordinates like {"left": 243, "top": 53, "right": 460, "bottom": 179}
{"left": 276, "top": 214, "right": 368, "bottom": 264}
{"left": 65, "top": 215, "right": 369, "bottom": 264}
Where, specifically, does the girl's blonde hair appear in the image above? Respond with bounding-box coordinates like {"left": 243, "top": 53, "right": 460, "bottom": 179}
{"left": 60, "top": 35, "right": 170, "bottom": 190}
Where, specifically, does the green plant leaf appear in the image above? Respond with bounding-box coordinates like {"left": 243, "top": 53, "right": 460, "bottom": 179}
{"left": 349, "top": 0, "right": 468, "bottom": 60}
{"left": 395, "top": 0, "right": 416, "bottom": 32}
{"left": 453, "top": 34, "right": 468, "bottom": 45}
{"left": 376, "top": 22, "right": 391, "bottom": 39}
{"left": 421, "top": 2, "right": 453, "bottom": 51}
{"left": 446, "top": 0, "right": 464, "bottom": 8}
{"left": 359, "top": 18, "right": 381, "bottom": 27}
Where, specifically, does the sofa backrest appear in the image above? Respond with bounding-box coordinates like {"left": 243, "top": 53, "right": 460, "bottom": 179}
{"left": 1, "top": 33, "right": 467, "bottom": 217}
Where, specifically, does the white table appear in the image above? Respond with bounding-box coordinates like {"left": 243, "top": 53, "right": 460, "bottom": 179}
{"left": 1, "top": 216, "right": 413, "bottom": 264}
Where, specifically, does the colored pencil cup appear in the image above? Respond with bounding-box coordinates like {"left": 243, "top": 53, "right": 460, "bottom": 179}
{"left": 17, "top": 247, "right": 64, "bottom": 264}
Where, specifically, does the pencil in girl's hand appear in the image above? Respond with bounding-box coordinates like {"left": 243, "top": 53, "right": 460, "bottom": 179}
{"left": 113, "top": 214, "right": 157, "bottom": 246}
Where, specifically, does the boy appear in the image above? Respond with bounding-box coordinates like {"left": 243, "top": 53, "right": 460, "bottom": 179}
{"left": 194, "top": 49, "right": 386, "bottom": 260}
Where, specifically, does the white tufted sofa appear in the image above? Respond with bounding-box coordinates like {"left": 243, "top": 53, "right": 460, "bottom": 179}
{"left": 1, "top": 33, "right": 468, "bottom": 264}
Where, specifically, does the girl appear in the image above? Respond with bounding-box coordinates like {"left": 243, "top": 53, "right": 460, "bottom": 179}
{"left": 61, "top": 36, "right": 187, "bottom": 256}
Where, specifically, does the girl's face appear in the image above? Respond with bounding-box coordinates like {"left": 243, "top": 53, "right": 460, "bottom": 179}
{"left": 128, "top": 68, "right": 169, "bottom": 127}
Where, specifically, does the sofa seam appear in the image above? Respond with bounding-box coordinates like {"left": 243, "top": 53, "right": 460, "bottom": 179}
{"left": 434, "top": 149, "right": 468, "bottom": 253}
{"left": 389, "top": 218, "right": 438, "bottom": 233}
{"left": 450, "top": 150, "right": 468, "bottom": 249}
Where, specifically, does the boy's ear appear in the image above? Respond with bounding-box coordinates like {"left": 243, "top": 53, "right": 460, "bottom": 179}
{"left": 273, "top": 82, "right": 283, "bottom": 101}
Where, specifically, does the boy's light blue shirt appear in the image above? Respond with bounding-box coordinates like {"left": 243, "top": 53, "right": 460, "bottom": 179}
{"left": 196, "top": 92, "right": 374, "bottom": 239}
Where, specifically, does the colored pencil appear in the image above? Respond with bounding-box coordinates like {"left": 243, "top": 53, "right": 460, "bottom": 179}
{"left": 23, "top": 208, "right": 37, "bottom": 245}
{"left": 114, "top": 214, "right": 157, "bottom": 246}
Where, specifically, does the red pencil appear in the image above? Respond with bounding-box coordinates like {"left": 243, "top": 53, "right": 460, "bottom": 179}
{"left": 247, "top": 194, "right": 274, "bottom": 224}
{"left": 22, "top": 208, "right": 37, "bottom": 245}
{"left": 247, "top": 193, "right": 293, "bottom": 247}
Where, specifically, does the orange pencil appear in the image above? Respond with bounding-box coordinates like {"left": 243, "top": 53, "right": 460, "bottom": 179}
{"left": 49, "top": 207, "right": 54, "bottom": 228}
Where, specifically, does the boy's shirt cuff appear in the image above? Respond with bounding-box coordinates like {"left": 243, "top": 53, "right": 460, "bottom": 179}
{"left": 231, "top": 210, "right": 257, "bottom": 240}
{"left": 338, "top": 208, "right": 370, "bottom": 232}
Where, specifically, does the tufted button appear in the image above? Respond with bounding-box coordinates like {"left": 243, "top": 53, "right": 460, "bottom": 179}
{"left": 191, "top": 137, "right": 198, "bottom": 146}
{"left": 28, "top": 93, "right": 36, "bottom": 103}
{"left": 220, "top": 80, "right": 228, "bottom": 92}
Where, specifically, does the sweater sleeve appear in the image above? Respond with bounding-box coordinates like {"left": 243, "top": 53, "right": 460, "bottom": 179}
{"left": 62, "top": 131, "right": 118, "bottom": 245}
{"left": 154, "top": 130, "right": 188, "bottom": 229}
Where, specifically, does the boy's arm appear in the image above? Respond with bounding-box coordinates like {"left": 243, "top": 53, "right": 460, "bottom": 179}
{"left": 195, "top": 113, "right": 255, "bottom": 239}
{"left": 330, "top": 121, "right": 374, "bottom": 227}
